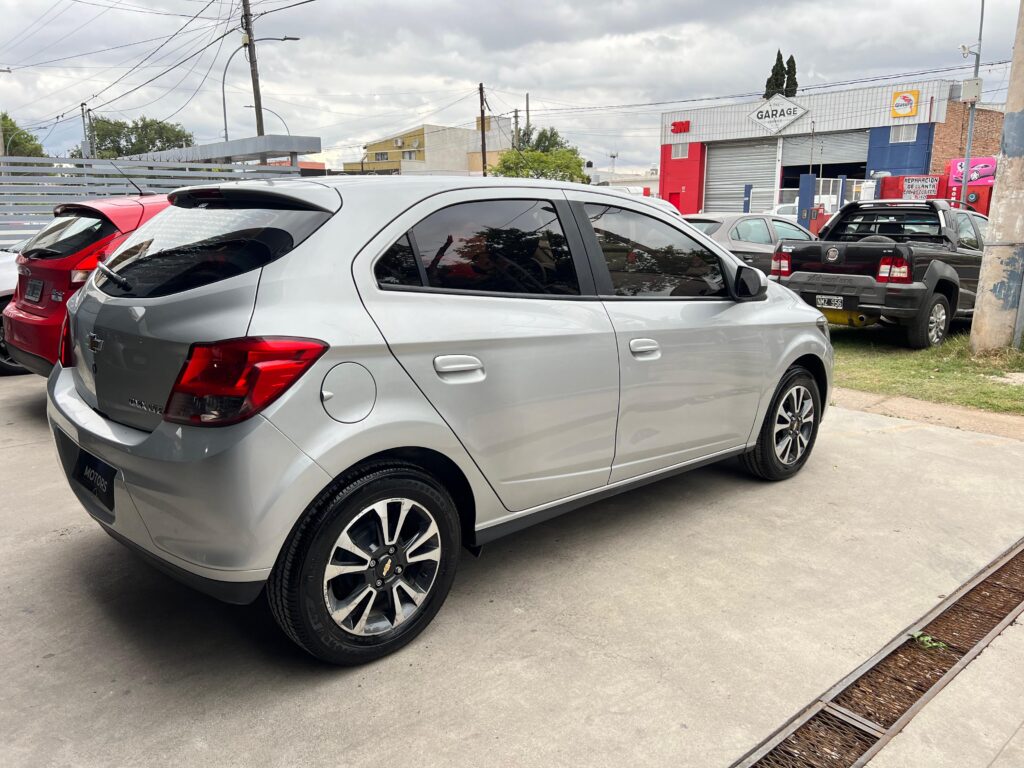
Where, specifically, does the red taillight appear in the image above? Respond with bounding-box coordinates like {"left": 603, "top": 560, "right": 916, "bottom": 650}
{"left": 59, "top": 316, "right": 74, "bottom": 367}
{"left": 770, "top": 251, "right": 792, "bottom": 277}
{"left": 877, "top": 255, "right": 912, "bottom": 284}
{"left": 163, "top": 337, "right": 328, "bottom": 427}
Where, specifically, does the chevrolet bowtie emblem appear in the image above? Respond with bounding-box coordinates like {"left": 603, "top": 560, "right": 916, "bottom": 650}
{"left": 87, "top": 332, "right": 104, "bottom": 353}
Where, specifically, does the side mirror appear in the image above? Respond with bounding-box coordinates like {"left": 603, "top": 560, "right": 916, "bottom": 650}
{"left": 734, "top": 264, "right": 768, "bottom": 301}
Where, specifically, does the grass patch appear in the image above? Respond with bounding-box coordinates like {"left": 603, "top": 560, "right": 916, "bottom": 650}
{"left": 831, "top": 325, "right": 1024, "bottom": 415}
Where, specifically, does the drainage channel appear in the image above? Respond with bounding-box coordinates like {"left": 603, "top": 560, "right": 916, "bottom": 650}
{"left": 731, "top": 536, "right": 1024, "bottom": 768}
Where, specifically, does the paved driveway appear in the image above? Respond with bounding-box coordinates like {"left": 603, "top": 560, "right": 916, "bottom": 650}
{"left": 2, "top": 374, "right": 1023, "bottom": 767}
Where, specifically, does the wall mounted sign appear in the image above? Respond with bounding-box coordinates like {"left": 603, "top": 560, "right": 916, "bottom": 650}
{"left": 670, "top": 120, "right": 691, "bottom": 134}
{"left": 902, "top": 176, "right": 940, "bottom": 199}
{"left": 891, "top": 90, "right": 920, "bottom": 118}
{"left": 748, "top": 95, "right": 807, "bottom": 134}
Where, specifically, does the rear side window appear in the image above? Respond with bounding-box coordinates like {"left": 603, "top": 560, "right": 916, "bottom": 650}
{"left": 773, "top": 220, "right": 812, "bottom": 241}
{"left": 585, "top": 204, "right": 727, "bottom": 298}
{"left": 96, "top": 203, "right": 331, "bottom": 298}
{"left": 731, "top": 217, "right": 773, "bottom": 244}
{"left": 22, "top": 213, "right": 116, "bottom": 259}
{"left": 374, "top": 199, "right": 580, "bottom": 295}
{"left": 685, "top": 219, "right": 721, "bottom": 235}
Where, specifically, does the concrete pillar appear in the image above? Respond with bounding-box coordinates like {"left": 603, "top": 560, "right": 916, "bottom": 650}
{"left": 971, "top": 3, "right": 1024, "bottom": 352}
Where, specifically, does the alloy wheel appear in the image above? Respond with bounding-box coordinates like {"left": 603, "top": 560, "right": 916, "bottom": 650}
{"left": 928, "top": 302, "right": 947, "bottom": 346}
{"left": 773, "top": 385, "right": 815, "bottom": 466}
{"left": 322, "top": 497, "right": 442, "bottom": 637}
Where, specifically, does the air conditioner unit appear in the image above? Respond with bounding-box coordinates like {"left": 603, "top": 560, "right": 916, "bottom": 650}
{"left": 394, "top": 138, "right": 404, "bottom": 148}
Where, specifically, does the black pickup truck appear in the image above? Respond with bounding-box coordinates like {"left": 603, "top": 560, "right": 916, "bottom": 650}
{"left": 770, "top": 199, "right": 988, "bottom": 348}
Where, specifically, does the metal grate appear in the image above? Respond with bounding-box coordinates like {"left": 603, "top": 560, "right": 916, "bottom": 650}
{"left": 733, "top": 537, "right": 1024, "bottom": 767}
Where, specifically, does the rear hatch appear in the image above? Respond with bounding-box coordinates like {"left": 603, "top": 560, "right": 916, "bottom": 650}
{"left": 69, "top": 186, "right": 337, "bottom": 431}
{"left": 15, "top": 209, "right": 122, "bottom": 316}
{"left": 786, "top": 241, "right": 907, "bottom": 277}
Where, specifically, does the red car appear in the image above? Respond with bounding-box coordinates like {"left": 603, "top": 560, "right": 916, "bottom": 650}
{"left": 2, "top": 195, "right": 169, "bottom": 376}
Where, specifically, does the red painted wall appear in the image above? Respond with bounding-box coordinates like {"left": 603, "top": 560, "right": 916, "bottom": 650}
{"left": 659, "top": 142, "right": 706, "bottom": 213}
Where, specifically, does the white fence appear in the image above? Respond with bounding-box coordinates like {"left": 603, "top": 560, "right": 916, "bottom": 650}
{"left": 0, "top": 155, "right": 299, "bottom": 247}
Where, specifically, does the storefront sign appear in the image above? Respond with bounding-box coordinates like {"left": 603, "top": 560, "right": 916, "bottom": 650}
{"left": 670, "top": 120, "right": 691, "bottom": 134}
{"left": 902, "top": 176, "right": 939, "bottom": 199}
{"left": 748, "top": 95, "right": 807, "bottom": 133}
{"left": 948, "top": 156, "right": 998, "bottom": 186}
{"left": 891, "top": 90, "right": 920, "bottom": 118}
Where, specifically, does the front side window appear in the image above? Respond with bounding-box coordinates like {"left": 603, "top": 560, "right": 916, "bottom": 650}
{"left": 972, "top": 214, "right": 988, "bottom": 243}
{"left": 773, "top": 220, "right": 812, "bottom": 241}
{"left": 955, "top": 212, "right": 980, "bottom": 250}
{"left": 21, "top": 212, "right": 116, "bottom": 259}
{"left": 584, "top": 204, "right": 727, "bottom": 298}
{"left": 96, "top": 203, "right": 331, "bottom": 298}
{"left": 731, "top": 217, "right": 774, "bottom": 244}
{"left": 374, "top": 199, "right": 580, "bottom": 295}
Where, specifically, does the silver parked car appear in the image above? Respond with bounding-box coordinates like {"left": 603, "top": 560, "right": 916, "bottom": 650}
{"left": 685, "top": 213, "right": 814, "bottom": 274}
{"left": 48, "top": 177, "right": 832, "bottom": 664}
{"left": 1, "top": 237, "right": 31, "bottom": 374}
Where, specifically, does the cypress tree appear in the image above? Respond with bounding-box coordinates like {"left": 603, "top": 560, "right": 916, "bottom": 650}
{"left": 763, "top": 50, "right": 786, "bottom": 99}
{"left": 784, "top": 55, "right": 798, "bottom": 97}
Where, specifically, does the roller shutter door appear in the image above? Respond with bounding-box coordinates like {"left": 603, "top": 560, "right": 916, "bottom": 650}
{"left": 703, "top": 139, "right": 778, "bottom": 213}
{"left": 781, "top": 130, "right": 869, "bottom": 166}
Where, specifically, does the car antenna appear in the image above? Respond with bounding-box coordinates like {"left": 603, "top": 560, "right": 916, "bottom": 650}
{"left": 104, "top": 159, "right": 147, "bottom": 196}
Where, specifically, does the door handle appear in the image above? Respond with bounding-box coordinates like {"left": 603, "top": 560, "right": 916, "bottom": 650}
{"left": 433, "top": 354, "right": 485, "bottom": 382}
{"left": 628, "top": 338, "right": 661, "bottom": 359}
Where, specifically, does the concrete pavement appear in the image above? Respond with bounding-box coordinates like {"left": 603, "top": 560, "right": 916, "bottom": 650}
{"left": 2, "top": 373, "right": 1024, "bottom": 767}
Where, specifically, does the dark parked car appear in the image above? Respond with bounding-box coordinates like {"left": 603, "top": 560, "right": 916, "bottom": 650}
{"left": 771, "top": 199, "right": 988, "bottom": 348}
{"left": 684, "top": 213, "right": 814, "bottom": 274}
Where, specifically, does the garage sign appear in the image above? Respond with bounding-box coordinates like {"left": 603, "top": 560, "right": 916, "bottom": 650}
{"left": 748, "top": 95, "right": 807, "bottom": 134}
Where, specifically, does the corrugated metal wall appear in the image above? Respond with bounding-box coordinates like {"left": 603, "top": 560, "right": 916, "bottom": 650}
{"left": 0, "top": 156, "right": 299, "bottom": 247}
{"left": 703, "top": 139, "right": 778, "bottom": 212}
{"left": 781, "top": 130, "right": 870, "bottom": 166}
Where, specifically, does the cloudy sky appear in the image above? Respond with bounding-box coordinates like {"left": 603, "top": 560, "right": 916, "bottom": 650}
{"left": 0, "top": 0, "right": 1017, "bottom": 173}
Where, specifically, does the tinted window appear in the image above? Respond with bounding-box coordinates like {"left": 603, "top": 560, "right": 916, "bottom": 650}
{"left": 685, "top": 219, "right": 722, "bottom": 235}
{"left": 585, "top": 204, "right": 727, "bottom": 298}
{"left": 22, "top": 213, "right": 116, "bottom": 259}
{"left": 97, "top": 203, "right": 330, "bottom": 298}
{"left": 773, "top": 220, "right": 812, "bottom": 241}
{"left": 955, "top": 212, "right": 980, "bottom": 250}
{"left": 731, "top": 217, "right": 774, "bottom": 244}
{"left": 396, "top": 199, "right": 580, "bottom": 295}
{"left": 375, "top": 234, "right": 422, "bottom": 286}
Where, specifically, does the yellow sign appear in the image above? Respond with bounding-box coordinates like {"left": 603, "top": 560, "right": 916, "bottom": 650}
{"left": 891, "top": 90, "right": 920, "bottom": 118}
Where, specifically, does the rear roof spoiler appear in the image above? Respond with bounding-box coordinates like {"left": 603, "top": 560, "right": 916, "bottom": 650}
{"left": 169, "top": 180, "right": 342, "bottom": 214}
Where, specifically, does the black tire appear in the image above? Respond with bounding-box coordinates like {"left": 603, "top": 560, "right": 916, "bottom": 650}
{"left": 267, "top": 461, "right": 461, "bottom": 665}
{"left": 741, "top": 366, "right": 821, "bottom": 481}
{"left": 905, "top": 292, "right": 950, "bottom": 349}
{"left": 0, "top": 298, "right": 28, "bottom": 375}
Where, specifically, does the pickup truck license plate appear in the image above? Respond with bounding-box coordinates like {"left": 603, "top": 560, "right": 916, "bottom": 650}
{"left": 25, "top": 279, "right": 43, "bottom": 303}
{"left": 815, "top": 295, "right": 844, "bottom": 310}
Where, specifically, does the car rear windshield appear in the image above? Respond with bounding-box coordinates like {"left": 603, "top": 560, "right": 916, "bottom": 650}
{"left": 95, "top": 202, "right": 331, "bottom": 299}
{"left": 829, "top": 209, "right": 943, "bottom": 242}
{"left": 685, "top": 219, "right": 721, "bottom": 235}
{"left": 21, "top": 213, "right": 116, "bottom": 259}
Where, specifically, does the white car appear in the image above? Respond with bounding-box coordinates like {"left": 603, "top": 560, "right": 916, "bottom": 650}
{"left": 0, "top": 238, "right": 30, "bottom": 374}
{"left": 765, "top": 203, "right": 798, "bottom": 221}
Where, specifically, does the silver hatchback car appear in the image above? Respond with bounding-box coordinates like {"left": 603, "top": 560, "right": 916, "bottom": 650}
{"left": 48, "top": 177, "right": 832, "bottom": 664}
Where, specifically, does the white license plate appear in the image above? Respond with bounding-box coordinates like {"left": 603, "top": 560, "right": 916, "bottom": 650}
{"left": 815, "top": 294, "right": 844, "bottom": 310}
{"left": 25, "top": 279, "right": 43, "bottom": 302}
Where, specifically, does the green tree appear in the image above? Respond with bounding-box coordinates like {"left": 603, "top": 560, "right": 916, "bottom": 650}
{"left": 1, "top": 112, "right": 45, "bottom": 157}
{"left": 784, "top": 55, "right": 798, "bottom": 97}
{"left": 517, "top": 125, "right": 569, "bottom": 153}
{"left": 763, "top": 50, "right": 786, "bottom": 99}
{"left": 492, "top": 146, "right": 588, "bottom": 183}
{"left": 74, "top": 115, "right": 193, "bottom": 158}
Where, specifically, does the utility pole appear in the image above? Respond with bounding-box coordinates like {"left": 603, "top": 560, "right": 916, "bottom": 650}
{"left": 479, "top": 82, "right": 487, "bottom": 177}
{"left": 0, "top": 67, "right": 9, "bottom": 157}
{"left": 525, "top": 92, "right": 530, "bottom": 137}
{"left": 971, "top": 1, "right": 1024, "bottom": 352}
{"left": 80, "top": 103, "right": 91, "bottom": 158}
{"left": 513, "top": 108, "right": 519, "bottom": 150}
{"left": 240, "top": 0, "right": 265, "bottom": 136}
{"left": 87, "top": 108, "right": 96, "bottom": 157}
{"left": 960, "top": 0, "right": 986, "bottom": 205}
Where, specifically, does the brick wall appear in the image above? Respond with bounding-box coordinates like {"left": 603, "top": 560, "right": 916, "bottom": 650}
{"left": 930, "top": 102, "right": 1004, "bottom": 174}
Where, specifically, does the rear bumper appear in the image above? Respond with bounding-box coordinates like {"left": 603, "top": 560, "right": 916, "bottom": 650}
{"left": 2, "top": 300, "right": 61, "bottom": 372}
{"left": 779, "top": 272, "right": 927, "bottom": 319}
{"left": 5, "top": 342, "right": 53, "bottom": 376}
{"left": 47, "top": 364, "right": 333, "bottom": 600}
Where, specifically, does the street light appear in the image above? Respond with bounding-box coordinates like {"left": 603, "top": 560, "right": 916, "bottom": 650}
{"left": 221, "top": 36, "right": 299, "bottom": 142}
{"left": 5, "top": 126, "right": 37, "bottom": 155}
{"left": 244, "top": 104, "right": 290, "bottom": 135}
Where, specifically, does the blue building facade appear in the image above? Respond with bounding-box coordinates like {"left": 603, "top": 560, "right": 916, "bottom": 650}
{"left": 866, "top": 124, "right": 934, "bottom": 177}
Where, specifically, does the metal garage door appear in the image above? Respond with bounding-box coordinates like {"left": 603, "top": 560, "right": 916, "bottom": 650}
{"left": 703, "top": 139, "right": 778, "bottom": 213}
{"left": 781, "top": 130, "right": 869, "bottom": 166}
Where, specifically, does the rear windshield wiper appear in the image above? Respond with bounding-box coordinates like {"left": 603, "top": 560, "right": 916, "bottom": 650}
{"left": 21, "top": 246, "right": 61, "bottom": 259}
{"left": 96, "top": 261, "right": 133, "bottom": 292}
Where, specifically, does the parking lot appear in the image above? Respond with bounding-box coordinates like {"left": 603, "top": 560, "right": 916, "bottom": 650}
{"left": 3, "top": 372, "right": 1024, "bottom": 767}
